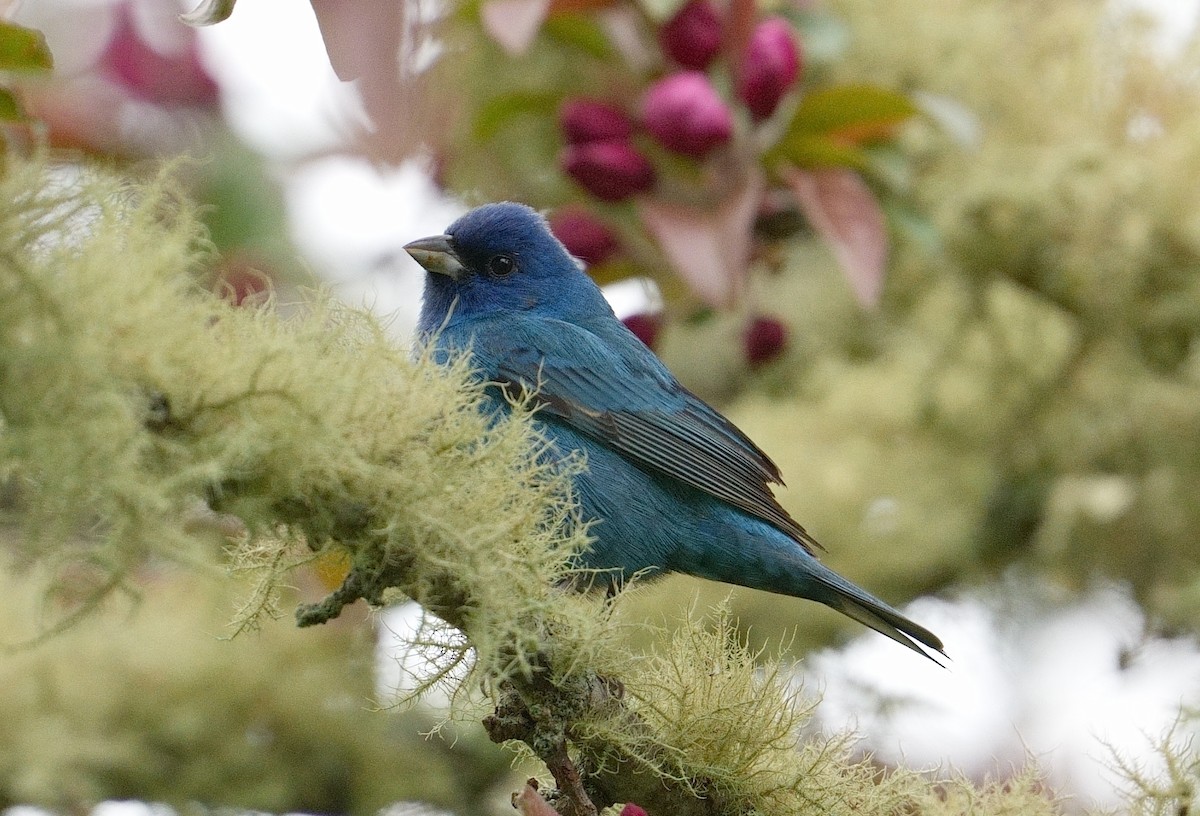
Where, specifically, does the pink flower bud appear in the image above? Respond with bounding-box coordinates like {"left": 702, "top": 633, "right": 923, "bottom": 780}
{"left": 100, "top": 4, "right": 220, "bottom": 108}
{"left": 549, "top": 207, "right": 620, "bottom": 266}
{"left": 561, "top": 140, "right": 656, "bottom": 202}
{"left": 659, "top": 0, "right": 722, "bottom": 70}
{"left": 623, "top": 312, "right": 664, "bottom": 349}
{"left": 216, "top": 251, "right": 273, "bottom": 306}
{"left": 744, "top": 315, "right": 788, "bottom": 366}
{"left": 641, "top": 71, "right": 733, "bottom": 158}
{"left": 736, "top": 17, "right": 802, "bottom": 121}
{"left": 559, "top": 98, "right": 635, "bottom": 144}
{"left": 618, "top": 805, "right": 649, "bottom": 816}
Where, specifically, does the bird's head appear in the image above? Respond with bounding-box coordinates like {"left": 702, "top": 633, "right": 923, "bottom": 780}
{"left": 405, "top": 202, "right": 611, "bottom": 331}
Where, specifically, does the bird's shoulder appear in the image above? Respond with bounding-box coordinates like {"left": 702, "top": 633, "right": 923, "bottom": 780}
{"left": 452, "top": 311, "right": 674, "bottom": 399}
{"left": 457, "top": 312, "right": 819, "bottom": 552}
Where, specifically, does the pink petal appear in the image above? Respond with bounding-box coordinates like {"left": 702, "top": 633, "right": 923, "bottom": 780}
{"left": 638, "top": 171, "right": 763, "bottom": 307}
{"left": 310, "top": 0, "right": 403, "bottom": 82}
{"left": 307, "top": 0, "right": 437, "bottom": 162}
{"left": 782, "top": 166, "right": 887, "bottom": 309}
{"left": 481, "top": 0, "right": 550, "bottom": 56}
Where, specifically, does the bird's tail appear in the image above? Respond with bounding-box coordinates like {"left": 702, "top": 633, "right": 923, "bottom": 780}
{"left": 794, "top": 559, "right": 945, "bottom": 664}
{"left": 822, "top": 580, "right": 944, "bottom": 663}
{"left": 704, "top": 524, "right": 947, "bottom": 663}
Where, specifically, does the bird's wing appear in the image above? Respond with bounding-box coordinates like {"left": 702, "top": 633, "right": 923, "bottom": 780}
{"left": 478, "top": 316, "right": 820, "bottom": 553}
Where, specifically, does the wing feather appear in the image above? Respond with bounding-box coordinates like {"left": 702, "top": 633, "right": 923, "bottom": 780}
{"left": 488, "top": 318, "right": 820, "bottom": 553}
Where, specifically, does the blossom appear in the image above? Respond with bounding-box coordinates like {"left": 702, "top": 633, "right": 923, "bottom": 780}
{"left": 736, "top": 17, "right": 802, "bottom": 121}
{"left": 659, "top": 0, "right": 722, "bottom": 70}
{"left": 559, "top": 98, "right": 635, "bottom": 144}
{"left": 744, "top": 315, "right": 788, "bottom": 365}
{"left": 641, "top": 71, "right": 733, "bottom": 158}
{"left": 560, "top": 139, "right": 656, "bottom": 201}
{"left": 549, "top": 207, "right": 620, "bottom": 266}
{"left": 99, "top": 3, "right": 220, "bottom": 108}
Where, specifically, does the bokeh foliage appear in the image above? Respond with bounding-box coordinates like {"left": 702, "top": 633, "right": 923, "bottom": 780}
{"left": 3, "top": 0, "right": 1200, "bottom": 810}
{"left": 0, "top": 566, "right": 515, "bottom": 813}
{"left": 639, "top": 0, "right": 1200, "bottom": 644}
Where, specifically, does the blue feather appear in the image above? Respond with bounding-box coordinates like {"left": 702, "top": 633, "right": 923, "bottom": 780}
{"left": 406, "top": 202, "right": 945, "bottom": 661}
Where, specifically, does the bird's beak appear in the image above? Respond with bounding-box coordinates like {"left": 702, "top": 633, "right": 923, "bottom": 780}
{"left": 403, "top": 234, "right": 466, "bottom": 280}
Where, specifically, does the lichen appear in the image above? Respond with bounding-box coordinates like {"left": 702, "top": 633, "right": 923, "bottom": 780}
{"left": 0, "top": 156, "right": 605, "bottom": 696}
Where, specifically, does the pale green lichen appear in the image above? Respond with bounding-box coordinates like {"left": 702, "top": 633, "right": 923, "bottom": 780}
{"left": 0, "top": 561, "right": 518, "bottom": 813}
{"left": 575, "top": 605, "right": 852, "bottom": 812}
{"left": 575, "top": 605, "right": 1066, "bottom": 816}
{"left": 1112, "top": 719, "right": 1199, "bottom": 816}
{"left": 0, "top": 156, "right": 1072, "bottom": 815}
{"left": 0, "top": 156, "right": 606, "bottom": 696}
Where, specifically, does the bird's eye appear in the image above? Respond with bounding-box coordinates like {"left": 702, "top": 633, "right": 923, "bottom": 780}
{"left": 487, "top": 253, "right": 517, "bottom": 277}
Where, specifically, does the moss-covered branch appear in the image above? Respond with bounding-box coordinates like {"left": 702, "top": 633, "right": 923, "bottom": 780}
{"left": 2, "top": 156, "right": 1194, "bottom": 815}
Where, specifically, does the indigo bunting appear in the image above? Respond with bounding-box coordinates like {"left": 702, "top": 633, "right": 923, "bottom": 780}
{"left": 405, "top": 203, "right": 944, "bottom": 660}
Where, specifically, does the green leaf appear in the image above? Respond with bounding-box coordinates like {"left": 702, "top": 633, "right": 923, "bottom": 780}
{"left": 473, "top": 92, "right": 560, "bottom": 141}
{"left": 785, "top": 84, "right": 918, "bottom": 142}
{"left": 587, "top": 257, "right": 638, "bottom": 287}
{"left": 0, "top": 22, "right": 53, "bottom": 73}
{"left": 542, "top": 14, "right": 613, "bottom": 59}
{"left": 0, "top": 86, "right": 25, "bottom": 121}
{"left": 179, "top": 0, "right": 237, "bottom": 26}
{"left": 765, "top": 134, "right": 868, "bottom": 171}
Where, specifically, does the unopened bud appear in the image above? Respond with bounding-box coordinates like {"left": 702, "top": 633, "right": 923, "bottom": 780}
{"left": 736, "top": 17, "right": 802, "bottom": 121}
{"left": 549, "top": 207, "right": 620, "bottom": 266}
{"left": 561, "top": 140, "right": 657, "bottom": 201}
{"left": 623, "top": 312, "right": 664, "bottom": 349}
{"left": 559, "top": 98, "right": 635, "bottom": 144}
{"left": 744, "top": 315, "right": 788, "bottom": 366}
{"left": 641, "top": 71, "right": 733, "bottom": 158}
{"left": 659, "top": 0, "right": 722, "bottom": 70}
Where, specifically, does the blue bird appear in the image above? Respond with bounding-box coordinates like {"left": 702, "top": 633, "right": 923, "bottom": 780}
{"left": 405, "top": 202, "right": 944, "bottom": 661}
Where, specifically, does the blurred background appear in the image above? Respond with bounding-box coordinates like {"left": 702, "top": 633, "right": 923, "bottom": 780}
{"left": 1, "top": 0, "right": 1199, "bottom": 813}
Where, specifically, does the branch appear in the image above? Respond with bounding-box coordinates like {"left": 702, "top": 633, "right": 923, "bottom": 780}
{"left": 0, "top": 157, "right": 1076, "bottom": 816}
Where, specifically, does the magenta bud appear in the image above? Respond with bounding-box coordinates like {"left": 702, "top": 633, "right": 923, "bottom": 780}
{"left": 216, "top": 251, "right": 273, "bottom": 306}
{"left": 744, "top": 315, "right": 788, "bottom": 366}
{"left": 659, "top": 0, "right": 722, "bottom": 69}
{"left": 561, "top": 140, "right": 656, "bottom": 202}
{"left": 549, "top": 207, "right": 620, "bottom": 266}
{"left": 618, "top": 806, "right": 649, "bottom": 816}
{"left": 736, "top": 17, "right": 802, "bottom": 121}
{"left": 623, "top": 312, "right": 664, "bottom": 349}
{"left": 559, "top": 99, "right": 635, "bottom": 145}
{"left": 641, "top": 71, "right": 733, "bottom": 158}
